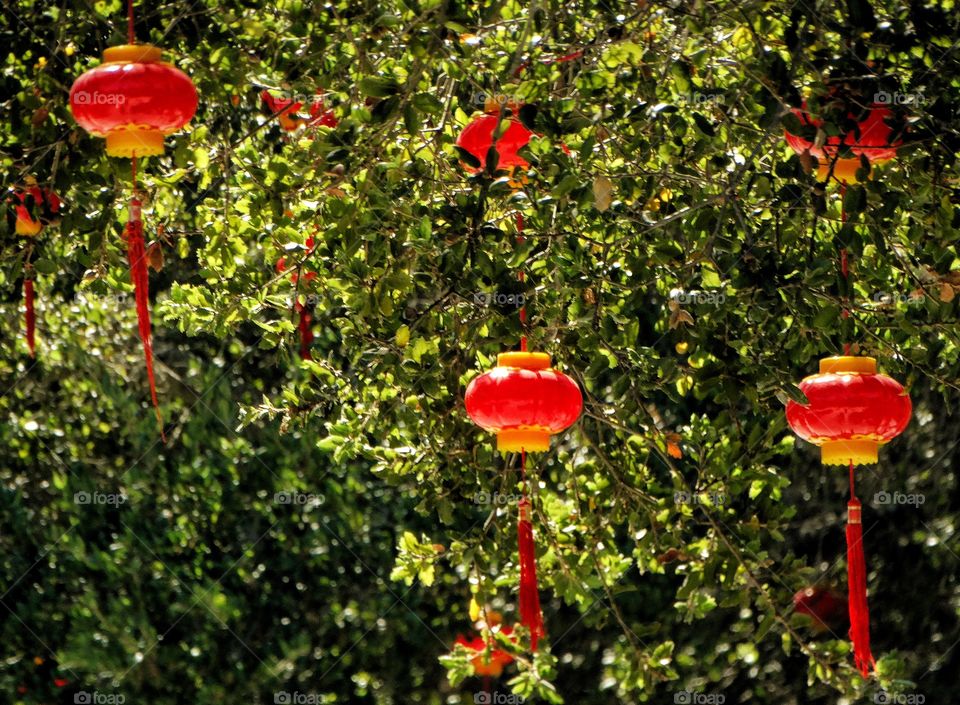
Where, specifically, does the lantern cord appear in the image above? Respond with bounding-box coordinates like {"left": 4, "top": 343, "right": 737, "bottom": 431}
{"left": 127, "top": 156, "right": 165, "bottom": 442}
{"left": 128, "top": 0, "right": 135, "bottom": 44}
{"left": 839, "top": 182, "right": 851, "bottom": 356}
{"left": 846, "top": 460, "right": 874, "bottom": 677}
{"left": 23, "top": 275, "right": 36, "bottom": 358}
{"left": 516, "top": 211, "right": 527, "bottom": 351}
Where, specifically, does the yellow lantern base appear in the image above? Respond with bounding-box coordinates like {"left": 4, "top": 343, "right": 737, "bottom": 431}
{"left": 821, "top": 439, "right": 880, "bottom": 466}
{"left": 497, "top": 351, "right": 551, "bottom": 370}
{"left": 818, "top": 356, "right": 876, "bottom": 375}
{"left": 15, "top": 218, "right": 42, "bottom": 237}
{"left": 497, "top": 429, "right": 551, "bottom": 453}
{"left": 816, "top": 157, "right": 891, "bottom": 184}
{"left": 106, "top": 129, "right": 166, "bottom": 157}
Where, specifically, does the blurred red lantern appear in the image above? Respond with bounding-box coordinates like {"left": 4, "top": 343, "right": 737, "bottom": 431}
{"left": 784, "top": 101, "right": 903, "bottom": 183}
{"left": 465, "top": 351, "right": 583, "bottom": 453}
{"left": 793, "top": 586, "right": 847, "bottom": 635}
{"left": 786, "top": 356, "right": 911, "bottom": 466}
{"left": 455, "top": 626, "right": 516, "bottom": 678}
{"left": 457, "top": 113, "right": 534, "bottom": 172}
{"left": 69, "top": 44, "right": 198, "bottom": 157}
{"left": 786, "top": 355, "right": 911, "bottom": 677}
{"left": 261, "top": 90, "right": 337, "bottom": 132}
{"left": 276, "top": 234, "right": 318, "bottom": 360}
{"left": 6, "top": 178, "right": 61, "bottom": 357}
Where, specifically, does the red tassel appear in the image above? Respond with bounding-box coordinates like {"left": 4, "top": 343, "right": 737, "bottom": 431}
{"left": 125, "top": 206, "right": 165, "bottom": 441}
{"left": 517, "top": 496, "right": 544, "bottom": 651}
{"left": 846, "top": 462, "right": 874, "bottom": 676}
{"left": 296, "top": 303, "right": 313, "bottom": 360}
{"left": 23, "top": 278, "right": 35, "bottom": 357}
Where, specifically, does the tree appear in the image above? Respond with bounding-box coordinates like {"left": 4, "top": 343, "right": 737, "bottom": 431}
{"left": 2, "top": 0, "right": 959, "bottom": 703}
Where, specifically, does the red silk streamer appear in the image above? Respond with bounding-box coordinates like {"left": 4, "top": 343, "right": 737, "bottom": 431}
{"left": 846, "top": 462, "right": 874, "bottom": 676}
{"left": 23, "top": 277, "right": 35, "bottom": 357}
{"left": 296, "top": 303, "right": 313, "bottom": 360}
{"left": 517, "top": 451, "right": 544, "bottom": 651}
{"left": 126, "top": 197, "right": 165, "bottom": 440}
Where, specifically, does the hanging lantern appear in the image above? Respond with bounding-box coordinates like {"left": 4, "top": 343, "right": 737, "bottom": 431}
{"left": 275, "top": 234, "right": 318, "bottom": 360}
{"left": 784, "top": 101, "right": 903, "bottom": 184}
{"left": 69, "top": 45, "right": 198, "bottom": 157}
{"left": 465, "top": 352, "right": 583, "bottom": 453}
{"left": 6, "top": 179, "right": 61, "bottom": 357}
{"left": 786, "top": 355, "right": 911, "bottom": 676}
{"left": 261, "top": 90, "right": 337, "bottom": 132}
{"left": 465, "top": 351, "right": 582, "bottom": 651}
{"left": 69, "top": 7, "right": 198, "bottom": 440}
{"left": 786, "top": 356, "right": 911, "bottom": 466}
{"left": 455, "top": 626, "right": 516, "bottom": 678}
{"left": 456, "top": 109, "right": 534, "bottom": 172}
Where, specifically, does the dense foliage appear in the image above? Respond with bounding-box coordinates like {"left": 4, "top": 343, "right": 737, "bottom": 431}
{"left": 2, "top": 0, "right": 960, "bottom": 703}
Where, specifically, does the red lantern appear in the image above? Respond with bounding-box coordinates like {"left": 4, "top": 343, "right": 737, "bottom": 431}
{"left": 276, "top": 234, "right": 318, "bottom": 360}
{"left": 786, "top": 356, "right": 911, "bottom": 466}
{"left": 784, "top": 101, "right": 903, "bottom": 183}
{"left": 786, "top": 355, "right": 911, "bottom": 677}
{"left": 261, "top": 90, "right": 337, "bottom": 132}
{"left": 455, "top": 626, "right": 516, "bottom": 678}
{"left": 456, "top": 114, "right": 534, "bottom": 172}
{"left": 465, "top": 352, "right": 583, "bottom": 453}
{"left": 6, "top": 179, "right": 61, "bottom": 357}
{"left": 69, "top": 33, "right": 198, "bottom": 440}
{"left": 69, "top": 45, "right": 198, "bottom": 157}
{"left": 465, "top": 351, "right": 581, "bottom": 651}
